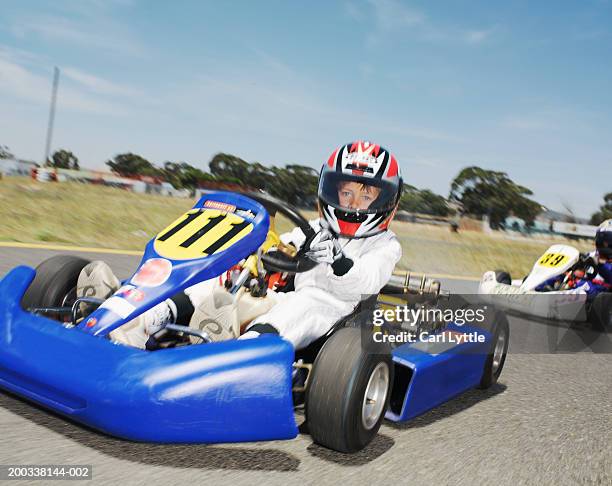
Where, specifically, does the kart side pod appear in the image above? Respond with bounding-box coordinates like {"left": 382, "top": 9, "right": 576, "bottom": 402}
{"left": 0, "top": 266, "right": 298, "bottom": 443}
{"left": 388, "top": 326, "right": 490, "bottom": 421}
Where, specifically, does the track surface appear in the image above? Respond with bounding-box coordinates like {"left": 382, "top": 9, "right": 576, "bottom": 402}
{"left": 0, "top": 247, "right": 610, "bottom": 485}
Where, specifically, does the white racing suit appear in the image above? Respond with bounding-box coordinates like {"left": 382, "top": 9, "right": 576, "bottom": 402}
{"left": 185, "top": 219, "right": 402, "bottom": 349}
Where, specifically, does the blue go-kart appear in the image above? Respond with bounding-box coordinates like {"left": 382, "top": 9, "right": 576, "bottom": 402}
{"left": 0, "top": 191, "right": 509, "bottom": 453}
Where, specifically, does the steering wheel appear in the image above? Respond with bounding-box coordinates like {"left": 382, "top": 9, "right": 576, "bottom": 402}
{"left": 242, "top": 191, "right": 318, "bottom": 273}
{"left": 578, "top": 254, "right": 598, "bottom": 280}
{"left": 557, "top": 254, "right": 599, "bottom": 291}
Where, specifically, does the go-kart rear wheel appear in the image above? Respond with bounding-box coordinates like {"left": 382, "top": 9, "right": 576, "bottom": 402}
{"left": 587, "top": 293, "right": 611, "bottom": 331}
{"left": 21, "top": 255, "right": 91, "bottom": 314}
{"left": 476, "top": 308, "right": 510, "bottom": 389}
{"left": 494, "top": 270, "right": 512, "bottom": 285}
{"left": 305, "top": 327, "right": 393, "bottom": 453}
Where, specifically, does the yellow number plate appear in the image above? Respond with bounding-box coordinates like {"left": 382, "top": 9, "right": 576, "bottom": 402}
{"left": 154, "top": 208, "right": 253, "bottom": 260}
{"left": 537, "top": 252, "right": 569, "bottom": 268}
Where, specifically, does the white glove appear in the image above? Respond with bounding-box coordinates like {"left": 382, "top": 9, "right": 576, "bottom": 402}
{"left": 305, "top": 230, "right": 343, "bottom": 265}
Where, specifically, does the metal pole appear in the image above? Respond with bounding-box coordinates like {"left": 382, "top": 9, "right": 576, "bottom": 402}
{"left": 44, "top": 66, "right": 60, "bottom": 165}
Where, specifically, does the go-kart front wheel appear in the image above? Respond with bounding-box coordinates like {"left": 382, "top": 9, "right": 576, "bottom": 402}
{"left": 476, "top": 308, "right": 510, "bottom": 389}
{"left": 494, "top": 270, "right": 512, "bottom": 285}
{"left": 21, "top": 255, "right": 91, "bottom": 313}
{"left": 305, "top": 327, "right": 393, "bottom": 453}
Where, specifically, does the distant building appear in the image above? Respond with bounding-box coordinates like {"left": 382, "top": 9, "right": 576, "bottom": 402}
{"left": 0, "top": 158, "right": 38, "bottom": 177}
{"left": 505, "top": 209, "right": 596, "bottom": 238}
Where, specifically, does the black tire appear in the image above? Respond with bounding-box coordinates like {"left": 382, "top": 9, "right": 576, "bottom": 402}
{"left": 21, "top": 255, "right": 91, "bottom": 313}
{"left": 494, "top": 270, "right": 512, "bottom": 285}
{"left": 587, "top": 293, "right": 611, "bottom": 331}
{"left": 475, "top": 307, "right": 510, "bottom": 389}
{"left": 305, "top": 327, "right": 393, "bottom": 453}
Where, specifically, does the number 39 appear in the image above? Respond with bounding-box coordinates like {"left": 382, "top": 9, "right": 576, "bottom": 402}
{"left": 538, "top": 253, "right": 567, "bottom": 267}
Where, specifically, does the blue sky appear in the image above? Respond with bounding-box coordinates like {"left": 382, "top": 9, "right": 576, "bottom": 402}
{"left": 1, "top": 0, "right": 611, "bottom": 218}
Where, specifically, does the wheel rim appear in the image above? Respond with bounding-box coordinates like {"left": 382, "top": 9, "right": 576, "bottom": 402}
{"left": 361, "top": 362, "right": 390, "bottom": 430}
{"left": 59, "top": 286, "right": 77, "bottom": 323}
{"left": 492, "top": 328, "right": 507, "bottom": 374}
{"left": 60, "top": 286, "right": 77, "bottom": 307}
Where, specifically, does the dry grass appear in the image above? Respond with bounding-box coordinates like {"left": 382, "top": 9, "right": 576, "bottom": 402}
{"left": 0, "top": 177, "right": 591, "bottom": 278}
{"left": 0, "top": 177, "right": 194, "bottom": 250}
{"left": 391, "top": 221, "right": 591, "bottom": 278}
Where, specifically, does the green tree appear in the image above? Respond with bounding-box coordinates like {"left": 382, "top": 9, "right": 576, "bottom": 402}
{"left": 247, "top": 162, "right": 275, "bottom": 191}
{"left": 590, "top": 192, "right": 612, "bottom": 225}
{"left": 208, "top": 153, "right": 251, "bottom": 184}
{"left": 0, "top": 145, "right": 14, "bottom": 159}
{"left": 208, "top": 153, "right": 319, "bottom": 207}
{"left": 285, "top": 164, "right": 319, "bottom": 207}
{"left": 48, "top": 149, "right": 80, "bottom": 170}
{"left": 449, "top": 166, "right": 542, "bottom": 228}
{"left": 106, "top": 153, "right": 161, "bottom": 177}
{"left": 162, "top": 161, "right": 215, "bottom": 189}
{"left": 400, "top": 184, "right": 452, "bottom": 216}
{"left": 267, "top": 165, "right": 319, "bottom": 207}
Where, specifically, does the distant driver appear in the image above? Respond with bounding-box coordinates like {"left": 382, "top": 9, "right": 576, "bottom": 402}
{"left": 536, "top": 219, "right": 612, "bottom": 298}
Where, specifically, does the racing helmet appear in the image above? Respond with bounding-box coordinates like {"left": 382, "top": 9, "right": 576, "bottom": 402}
{"left": 318, "top": 141, "right": 403, "bottom": 238}
{"left": 595, "top": 219, "right": 612, "bottom": 260}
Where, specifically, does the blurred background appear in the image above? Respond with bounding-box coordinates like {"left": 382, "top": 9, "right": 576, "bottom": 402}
{"left": 1, "top": 0, "right": 611, "bottom": 278}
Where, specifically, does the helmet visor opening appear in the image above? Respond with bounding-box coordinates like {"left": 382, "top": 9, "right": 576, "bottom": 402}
{"left": 318, "top": 172, "right": 398, "bottom": 212}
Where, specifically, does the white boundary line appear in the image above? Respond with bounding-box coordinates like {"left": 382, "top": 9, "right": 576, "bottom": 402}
{"left": 0, "top": 241, "right": 142, "bottom": 256}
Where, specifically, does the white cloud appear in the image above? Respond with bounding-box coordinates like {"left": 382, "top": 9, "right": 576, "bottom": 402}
{"left": 367, "top": 0, "right": 425, "bottom": 28}
{"left": 0, "top": 49, "right": 129, "bottom": 116}
{"left": 9, "top": 12, "right": 145, "bottom": 57}
{"left": 465, "top": 28, "right": 494, "bottom": 45}
{"left": 351, "top": 0, "right": 495, "bottom": 47}
{"left": 364, "top": 0, "right": 425, "bottom": 46}
{"left": 0, "top": 56, "right": 49, "bottom": 105}
{"left": 62, "top": 67, "right": 140, "bottom": 97}
{"left": 0, "top": 44, "right": 44, "bottom": 65}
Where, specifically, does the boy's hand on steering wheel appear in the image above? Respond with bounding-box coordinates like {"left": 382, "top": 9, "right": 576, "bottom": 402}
{"left": 305, "top": 230, "right": 343, "bottom": 265}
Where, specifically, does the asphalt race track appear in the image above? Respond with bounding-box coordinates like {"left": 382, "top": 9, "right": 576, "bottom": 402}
{"left": 0, "top": 247, "right": 610, "bottom": 485}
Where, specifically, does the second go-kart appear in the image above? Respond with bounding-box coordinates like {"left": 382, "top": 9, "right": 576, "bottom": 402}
{"left": 479, "top": 244, "right": 611, "bottom": 329}
{"left": 0, "top": 191, "right": 509, "bottom": 453}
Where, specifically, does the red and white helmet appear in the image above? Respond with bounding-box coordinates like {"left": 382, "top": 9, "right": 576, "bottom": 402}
{"left": 318, "top": 141, "right": 403, "bottom": 238}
